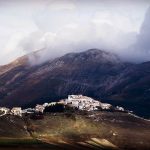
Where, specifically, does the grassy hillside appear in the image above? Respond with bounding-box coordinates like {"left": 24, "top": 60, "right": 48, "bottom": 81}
{"left": 0, "top": 112, "right": 149, "bottom": 150}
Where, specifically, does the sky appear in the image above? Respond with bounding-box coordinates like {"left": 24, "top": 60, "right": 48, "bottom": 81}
{"left": 0, "top": 0, "right": 150, "bottom": 65}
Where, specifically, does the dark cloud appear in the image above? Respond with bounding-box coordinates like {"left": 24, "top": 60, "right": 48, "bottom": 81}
{"left": 136, "top": 7, "right": 150, "bottom": 51}
{"left": 124, "top": 7, "right": 150, "bottom": 63}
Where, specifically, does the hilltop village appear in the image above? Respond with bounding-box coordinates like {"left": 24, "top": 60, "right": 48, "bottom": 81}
{"left": 0, "top": 95, "right": 125, "bottom": 117}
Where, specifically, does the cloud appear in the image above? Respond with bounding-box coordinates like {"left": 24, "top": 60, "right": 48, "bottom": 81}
{"left": 19, "top": 22, "right": 136, "bottom": 65}
{"left": 136, "top": 7, "right": 150, "bottom": 51}
{"left": 0, "top": 0, "right": 149, "bottom": 65}
{"left": 120, "top": 7, "right": 150, "bottom": 63}
{"left": 19, "top": 0, "right": 146, "bottom": 64}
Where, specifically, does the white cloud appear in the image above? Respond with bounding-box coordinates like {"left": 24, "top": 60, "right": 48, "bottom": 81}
{"left": 0, "top": 0, "right": 149, "bottom": 65}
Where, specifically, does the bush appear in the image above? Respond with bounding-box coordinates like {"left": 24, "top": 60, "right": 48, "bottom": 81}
{"left": 44, "top": 104, "right": 64, "bottom": 113}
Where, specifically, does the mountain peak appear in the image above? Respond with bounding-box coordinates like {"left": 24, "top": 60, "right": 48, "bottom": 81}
{"left": 86, "top": 48, "right": 105, "bottom": 54}
{"left": 63, "top": 49, "right": 121, "bottom": 64}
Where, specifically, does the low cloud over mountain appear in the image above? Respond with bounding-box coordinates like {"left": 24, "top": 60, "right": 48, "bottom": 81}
{"left": 123, "top": 7, "right": 150, "bottom": 62}
{"left": 0, "top": 0, "right": 150, "bottom": 65}
{"left": 0, "top": 49, "right": 150, "bottom": 118}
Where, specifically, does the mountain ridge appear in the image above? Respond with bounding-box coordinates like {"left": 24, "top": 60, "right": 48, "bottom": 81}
{"left": 0, "top": 49, "right": 149, "bottom": 118}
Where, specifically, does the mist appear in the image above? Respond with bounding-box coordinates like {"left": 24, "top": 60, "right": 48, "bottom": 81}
{"left": 0, "top": 0, "right": 150, "bottom": 65}
{"left": 120, "top": 6, "right": 150, "bottom": 62}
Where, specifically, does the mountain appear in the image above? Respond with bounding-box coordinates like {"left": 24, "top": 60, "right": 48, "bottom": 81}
{"left": 106, "top": 61, "right": 150, "bottom": 118}
{"left": 0, "top": 49, "right": 149, "bottom": 118}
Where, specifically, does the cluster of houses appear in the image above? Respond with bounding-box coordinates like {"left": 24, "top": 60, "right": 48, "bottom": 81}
{"left": 63, "top": 95, "right": 113, "bottom": 111}
{"left": 0, "top": 107, "right": 22, "bottom": 117}
{"left": 0, "top": 102, "right": 58, "bottom": 117}
{"left": 0, "top": 95, "right": 125, "bottom": 117}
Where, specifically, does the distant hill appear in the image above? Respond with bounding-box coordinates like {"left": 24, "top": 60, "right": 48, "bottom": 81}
{"left": 0, "top": 49, "right": 149, "bottom": 118}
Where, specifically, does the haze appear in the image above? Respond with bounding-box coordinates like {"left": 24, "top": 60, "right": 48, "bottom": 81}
{"left": 0, "top": 0, "right": 150, "bottom": 65}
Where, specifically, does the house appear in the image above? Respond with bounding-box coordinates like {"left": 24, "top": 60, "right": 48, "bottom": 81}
{"left": 86, "top": 106, "right": 92, "bottom": 111}
{"left": 67, "top": 95, "right": 93, "bottom": 104}
{"left": 71, "top": 100, "right": 79, "bottom": 108}
{"left": 93, "top": 101, "right": 100, "bottom": 107}
{"left": 0, "top": 107, "right": 10, "bottom": 115}
{"left": 35, "top": 104, "right": 45, "bottom": 113}
{"left": 78, "top": 102, "right": 84, "bottom": 110}
{"left": 22, "top": 108, "right": 35, "bottom": 114}
{"left": 11, "top": 107, "right": 22, "bottom": 117}
{"left": 67, "top": 95, "right": 82, "bottom": 102}
{"left": 100, "top": 103, "right": 112, "bottom": 110}
{"left": 49, "top": 102, "right": 57, "bottom": 106}
{"left": 58, "top": 100, "right": 65, "bottom": 104}
{"left": 116, "top": 106, "right": 125, "bottom": 111}
{"left": 43, "top": 103, "right": 49, "bottom": 107}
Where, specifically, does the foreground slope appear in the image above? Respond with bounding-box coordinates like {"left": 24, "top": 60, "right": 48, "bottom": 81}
{"left": 0, "top": 112, "right": 149, "bottom": 150}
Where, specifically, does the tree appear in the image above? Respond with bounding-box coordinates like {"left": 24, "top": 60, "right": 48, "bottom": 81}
{"left": 44, "top": 104, "right": 64, "bottom": 113}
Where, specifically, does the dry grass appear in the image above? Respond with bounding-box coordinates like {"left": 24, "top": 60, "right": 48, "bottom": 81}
{"left": 0, "top": 112, "right": 149, "bottom": 150}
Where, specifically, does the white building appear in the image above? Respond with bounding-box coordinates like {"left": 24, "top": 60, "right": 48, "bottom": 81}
{"left": 43, "top": 103, "right": 49, "bottom": 107}
{"left": 93, "top": 101, "right": 101, "bottom": 107}
{"left": 67, "top": 95, "right": 93, "bottom": 104}
{"left": 65, "top": 95, "right": 101, "bottom": 111}
{"left": 100, "top": 103, "right": 112, "bottom": 110}
{"left": 78, "top": 102, "right": 84, "bottom": 110}
{"left": 11, "top": 107, "right": 22, "bottom": 117}
{"left": 71, "top": 101, "right": 79, "bottom": 108}
{"left": 64, "top": 95, "right": 115, "bottom": 112}
{"left": 67, "top": 95, "right": 82, "bottom": 102}
{"left": 35, "top": 104, "right": 45, "bottom": 113}
{"left": 0, "top": 107, "right": 10, "bottom": 115}
{"left": 49, "top": 102, "right": 57, "bottom": 106}
{"left": 116, "top": 106, "right": 125, "bottom": 111}
{"left": 87, "top": 106, "right": 94, "bottom": 111}
{"left": 22, "top": 108, "right": 35, "bottom": 114}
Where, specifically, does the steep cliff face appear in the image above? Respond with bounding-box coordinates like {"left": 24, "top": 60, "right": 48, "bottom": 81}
{"left": 0, "top": 49, "right": 149, "bottom": 117}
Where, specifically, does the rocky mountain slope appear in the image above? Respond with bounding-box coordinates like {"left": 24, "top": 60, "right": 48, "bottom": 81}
{"left": 0, "top": 49, "right": 149, "bottom": 118}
